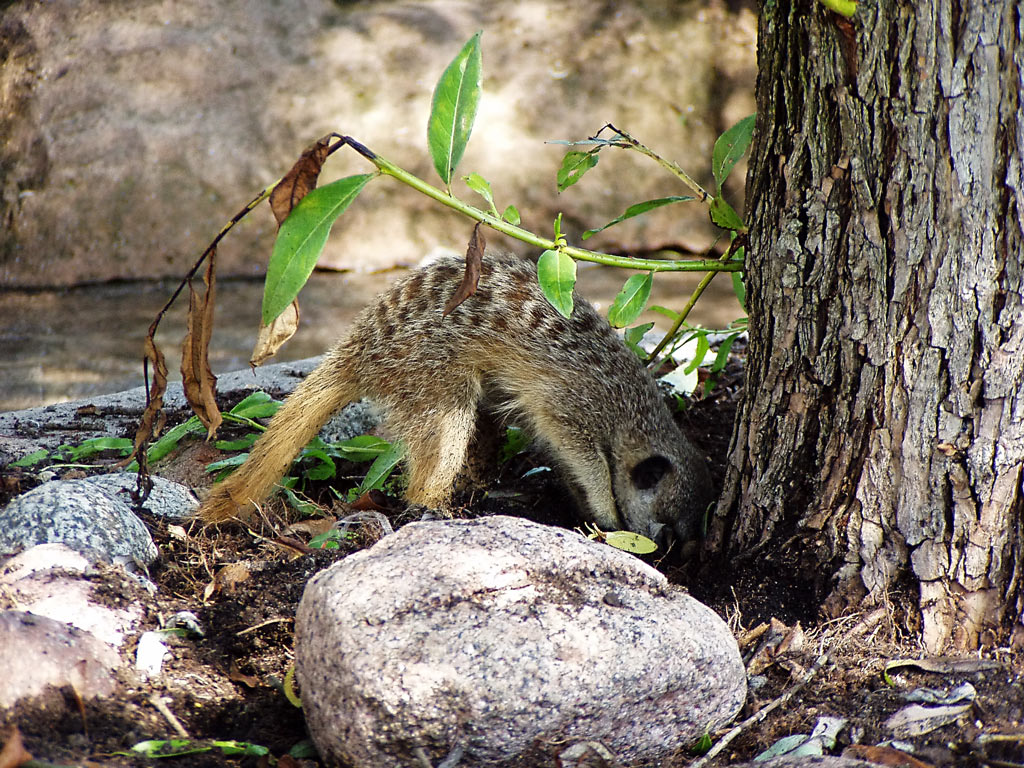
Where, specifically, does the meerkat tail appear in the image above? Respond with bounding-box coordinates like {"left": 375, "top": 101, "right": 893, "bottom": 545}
{"left": 199, "top": 358, "right": 357, "bottom": 523}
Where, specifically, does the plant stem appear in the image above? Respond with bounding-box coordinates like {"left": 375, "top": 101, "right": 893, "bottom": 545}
{"left": 646, "top": 236, "right": 745, "bottom": 363}
{"left": 342, "top": 137, "right": 739, "bottom": 274}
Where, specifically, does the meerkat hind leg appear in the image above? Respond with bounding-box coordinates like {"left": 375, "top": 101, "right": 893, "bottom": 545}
{"left": 385, "top": 397, "right": 480, "bottom": 513}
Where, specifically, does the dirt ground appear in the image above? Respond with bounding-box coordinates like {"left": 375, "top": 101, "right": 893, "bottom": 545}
{"left": 2, "top": 361, "right": 1022, "bottom": 768}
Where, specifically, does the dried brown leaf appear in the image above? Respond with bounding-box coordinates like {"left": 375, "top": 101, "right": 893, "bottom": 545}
{"left": 212, "top": 562, "right": 252, "bottom": 595}
{"left": 0, "top": 726, "right": 33, "bottom": 768}
{"left": 228, "top": 661, "right": 260, "bottom": 688}
{"left": 181, "top": 253, "right": 222, "bottom": 439}
{"left": 351, "top": 489, "right": 391, "bottom": 511}
{"left": 270, "top": 136, "right": 332, "bottom": 226}
{"left": 250, "top": 299, "right": 300, "bottom": 366}
{"left": 120, "top": 329, "right": 169, "bottom": 468}
{"left": 843, "top": 744, "right": 936, "bottom": 768}
{"left": 284, "top": 518, "right": 337, "bottom": 538}
{"left": 442, "top": 223, "right": 486, "bottom": 317}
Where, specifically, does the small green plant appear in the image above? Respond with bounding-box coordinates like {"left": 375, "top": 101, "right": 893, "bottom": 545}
{"left": 11, "top": 436, "right": 134, "bottom": 469}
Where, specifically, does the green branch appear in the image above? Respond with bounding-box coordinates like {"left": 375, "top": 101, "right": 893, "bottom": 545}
{"left": 344, "top": 137, "right": 740, "bottom": 274}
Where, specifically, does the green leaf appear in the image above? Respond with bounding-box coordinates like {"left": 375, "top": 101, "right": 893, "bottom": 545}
{"left": 556, "top": 150, "right": 599, "bottom": 192}
{"left": 463, "top": 172, "right": 494, "bottom": 208}
{"left": 712, "top": 114, "right": 755, "bottom": 192}
{"left": 263, "top": 174, "right": 374, "bottom": 325}
{"left": 499, "top": 426, "right": 531, "bottom": 464}
{"left": 146, "top": 417, "right": 205, "bottom": 464}
{"left": 582, "top": 196, "right": 695, "bottom": 240}
{"left": 299, "top": 446, "right": 336, "bottom": 481}
{"left": 731, "top": 267, "right": 746, "bottom": 310}
{"left": 600, "top": 530, "right": 658, "bottom": 554}
{"left": 623, "top": 322, "right": 655, "bottom": 357}
{"left": 536, "top": 250, "right": 576, "bottom": 318}
{"left": 709, "top": 197, "right": 745, "bottom": 231}
{"left": 214, "top": 435, "right": 258, "bottom": 452}
{"left": 357, "top": 440, "right": 406, "bottom": 494}
{"left": 60, "top": 437, "right": 134, "bottom": 461}
{"left": 502, "top": 204, "right": 520, "bottom": 225}
{"left": 205, "top": 454, "right": 248, "bottom": 475}
{"left": 12, "top": 449, "right": 50, "bottom": 468}
{"left": 684, "top": 332, "right": 711, "bottom": 374}
{"left": 282, "top": 487, "right": 322, "bottom": 517}
{"left": 229, "top": 391, "right": 281, "bottom": 419}
{"left": 710, "top": 332, "right": 740, "bottom": 375}
{"left": 328, "top": 435, "right": 392, "bottom": 463}
{"left": 428, "top": 31, "right": 483, "bottom": 185}
{"left": 607, "top": 272, "right": 653, "bottom": 328}
{"left": 649, "top": 304, "right": 680, "bottom": 322}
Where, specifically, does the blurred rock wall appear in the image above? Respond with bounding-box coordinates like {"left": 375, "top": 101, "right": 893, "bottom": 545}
{"left": 0, "top": 0, "right": 755, "bottom": 287}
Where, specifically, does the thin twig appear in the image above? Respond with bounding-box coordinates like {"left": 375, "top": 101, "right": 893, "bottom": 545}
{"left": 690, "top": 652, "right": 831, "bottom": 768}
{"left": 148, "top": 694, "right": 190, "bottom": 739}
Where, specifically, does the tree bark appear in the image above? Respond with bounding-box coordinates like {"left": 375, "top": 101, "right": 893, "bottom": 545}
{"left": 712, "top": 0, "right": 1024, "bottom": 651}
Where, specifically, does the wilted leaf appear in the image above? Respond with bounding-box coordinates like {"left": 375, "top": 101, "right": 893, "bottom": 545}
{"left": 428, "top": 31, "right": 482, "bottom": 185}
{"left": 607, "top": 272, "right": 653, "bottom": 328}
{"left": 251, "top": 299, "right": 300, "bottom": 367}
{"left": 842, "top": 745, "right": 935, "bottom": 768}
{"left": 884, "top": 657, "right": 1002, "bottom": 677}
{"left": 537, "top": 249, "right": 576, "bottom": 318}
{"left": 443, "top": 223, "right": 485, "bottom": 317}
{"left": 181, "top": 254, "right": 222, "bottom": 439}
{"left": 582, "top": 196, "right": 695, "bottom": 240}
{"left": 228, "top": 662, "right": 260, "bottom": 688}
{"left": 712, "top": 114, "right": 756, "bottom": 192}
{"left": 884, "top": 702, "right": 972, "bottom": 738}
{"left": 263, "top": 174, "right": 373, "bottom": 326}
{"left": 121, "top": 331, "right": 169, "bottom": 467}
{"left": 269, "top": 136, "right": 332, "bottom": 226}
{"left": 556, "top": 150, "right": 599, "bottom": 192}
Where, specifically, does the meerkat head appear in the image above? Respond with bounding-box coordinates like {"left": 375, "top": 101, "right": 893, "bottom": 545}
{"left": 612, "top": 439, "right": 710, "bottom": 550}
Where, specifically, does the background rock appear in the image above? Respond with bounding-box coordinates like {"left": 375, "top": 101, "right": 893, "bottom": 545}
{"left": 0, "top": 0, "right": 756, "bottom": 287}
{"left": 296, "top": 515, "right": 746, "bottom": 767}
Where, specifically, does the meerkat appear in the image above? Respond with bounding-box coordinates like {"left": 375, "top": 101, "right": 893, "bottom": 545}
{"left": 199, "top": 250, "right": 710, "bottom": 543}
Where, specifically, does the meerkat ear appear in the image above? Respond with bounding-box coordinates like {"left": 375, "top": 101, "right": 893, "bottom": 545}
{"left": 630, "top": 454, "right": 673, "bottom": 490}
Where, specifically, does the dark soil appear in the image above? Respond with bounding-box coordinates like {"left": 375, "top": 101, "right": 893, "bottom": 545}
{"left": 2, "top": 358, "right": 1022, "bottom": 767}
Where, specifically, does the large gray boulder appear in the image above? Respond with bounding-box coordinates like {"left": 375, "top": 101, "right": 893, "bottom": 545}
{"left": 0, "top": 0, "right": 755, "bottom": 286}
{"left": 296, "top": 515, "right": 746, "bottom": 767}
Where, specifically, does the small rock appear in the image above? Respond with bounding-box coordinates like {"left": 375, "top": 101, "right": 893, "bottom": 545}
{"left": 0, "top": 478, "right": 158, "bottom": 564}
{"left": 0, "top": 544, "right": 147, "bottom": 647}
{"left": 296, "top": 516, "right": 746, "bottom": 767}
{"left": 0, "top": 611, "right": 120, "bottom": 709}
{"left": 83, "top": 473, "right": 199, "bottom": 519}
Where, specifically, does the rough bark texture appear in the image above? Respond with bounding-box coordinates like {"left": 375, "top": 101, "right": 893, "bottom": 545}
{"left": 712, "top": 0, "right": 1024, "bottom": 651}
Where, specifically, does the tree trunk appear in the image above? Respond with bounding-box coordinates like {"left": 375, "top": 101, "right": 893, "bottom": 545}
{"left": 711, "top": 0, "right": 1024, "bottom": 651}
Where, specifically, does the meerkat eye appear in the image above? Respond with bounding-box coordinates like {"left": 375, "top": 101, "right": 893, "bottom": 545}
{"left": 630, "top": 455, "right": 673, "bottom": 490}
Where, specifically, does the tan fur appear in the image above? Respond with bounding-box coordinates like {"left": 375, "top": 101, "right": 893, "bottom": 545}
{"left": 199, "top": 251, "right": 710, "bottom": 542}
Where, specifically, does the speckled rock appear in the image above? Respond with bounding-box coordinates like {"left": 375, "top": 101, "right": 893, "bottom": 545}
{"left": 0, "top": 476, "right": 160, "bottom": 564}
{"left": 82, "top": 473, "right": 198, "bottom": 519}
{"left": 295, "top": 515, "right": 746, "bottom": 767}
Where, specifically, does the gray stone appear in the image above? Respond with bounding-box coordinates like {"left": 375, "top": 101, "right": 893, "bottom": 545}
{"left": 0, "top": 478, "right": 158, "bottom": 564}
{"left": 295, "top": 515, "right": 746, "bottom": 767}
{"left": 0, "top": 611, "right": 120, "bottom": 709}
{"left": 83, "top": 473, "right": 198, "bottom": 519}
